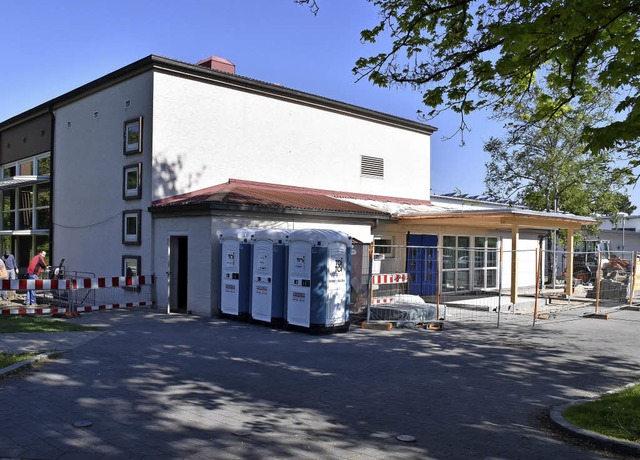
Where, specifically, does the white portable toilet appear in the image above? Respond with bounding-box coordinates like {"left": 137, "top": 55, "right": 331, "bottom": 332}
{"left": 286, "top": 229, "right": 351, "bottom": 332}
{"left": 251, "top": 229, "right": 290, "bottom": 326}
{"left": 220, "top": 228, "right": 255, "bottom": 319}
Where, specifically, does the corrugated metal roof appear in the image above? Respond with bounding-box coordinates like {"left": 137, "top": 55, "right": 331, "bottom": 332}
{"left": 150, "top": 179, "right": 433, "bottom": 216}
{"left": 149, "top": 179, "right": 599, "bottom": 231}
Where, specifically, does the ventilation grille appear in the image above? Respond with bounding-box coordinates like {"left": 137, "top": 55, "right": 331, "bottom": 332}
{"left": 361, "top": 155, "right": 384, "bottom": 178}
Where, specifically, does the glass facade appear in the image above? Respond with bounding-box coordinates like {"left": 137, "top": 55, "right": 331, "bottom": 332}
{"left": 442, "top": 235, "right": 498, "bottom": 292}
{"left": 0, "top": 153, "right": 51, "bottom": 270}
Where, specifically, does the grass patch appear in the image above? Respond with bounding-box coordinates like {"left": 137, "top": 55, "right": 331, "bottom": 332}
{"left": 0, "top": 315, "right": 99, "bottom": 334}
{"left": 563, "top": 384, "right": 640, "bottom": 443}
{"left": 0, "top": 351, "right": 40, "bottom": 369}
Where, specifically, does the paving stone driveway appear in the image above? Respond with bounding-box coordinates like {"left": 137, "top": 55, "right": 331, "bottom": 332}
{"left": 1, "top": 308, "right": 639, "bottom": 459}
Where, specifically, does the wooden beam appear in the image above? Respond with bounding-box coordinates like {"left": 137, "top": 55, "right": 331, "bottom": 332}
{"left": 565, "top": 228, "right": 574, "bottom": 296}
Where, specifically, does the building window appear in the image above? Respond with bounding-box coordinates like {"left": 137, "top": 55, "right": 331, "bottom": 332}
{"left": 3, "top": 165, "right": 16, "bottom": 177}
{"left": 19, "top": 161, "right": 33, "bottom": 176}
{"left": 124, "top": 117, "right": 143, "bottom": 154}
{"left": 18, "top": 186, "right": 33, "bottom": 230}
{"left": 123, "top": 255, "right": 141, "bottom": 276}
{"left": 442, "top": 235, "right": 498, "bottom": 293}
{"left": 2, "top": 191, "right": 15, "bottom": 230}
{"left": 122, "top": 210, "right": 141, "bottom": 245}
{"left": 123, "top": 163, "right": 142, "bottom": 199}
{"left": 374, "top": 237, "right": 395, "bottom": 258}
{"left": 442, "top": 235, "right": 470, "bottom": 292}
{"left": 361, "top": 155, "right": 384, "bottom": 178}
{"left": 473, "top": 237, "right": 498, "bottom": 290}
{"left": 36, "top": 183, "right": 50, "bottom": 230}
{"left": 37, "top": 157, "right": 51, "bottom": 176}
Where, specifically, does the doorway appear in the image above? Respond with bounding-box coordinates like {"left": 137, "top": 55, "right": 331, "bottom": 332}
{"left": 169, "top": 236, "right": 188, "bottom": 313}
{"left": 406, "top": 233, "right": 438, "bottom": 296}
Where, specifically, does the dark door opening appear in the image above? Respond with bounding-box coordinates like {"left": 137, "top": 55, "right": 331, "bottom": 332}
{"left": 169, "top": 236, "right": 188, "bottom": 313}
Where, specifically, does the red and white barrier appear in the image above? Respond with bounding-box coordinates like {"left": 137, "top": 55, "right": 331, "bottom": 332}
{"left": 371, "top": 296, "right": 395, "bottom": 304}
{"left": 74, "top": 301, "right": 155, "bottom": 313}
{"left": 0, "top": 275, "right": 155, "bottom": 315}
{"left": 0, "top": 275, "right": 154, "bottom": 291}
{"left": 0, "top": 306, "right": 70, "bottom": 316}
{"left": 371, "top": 272, "right": 409, "bottom": 306}
{"left": 371, "top": 273, "right": 408, "bottom": 285}
{"left": 71, "top": 275, "right": 154, "bottom": 289}
{"left": 0, "top": 279, "right": 70, "bottom": 290}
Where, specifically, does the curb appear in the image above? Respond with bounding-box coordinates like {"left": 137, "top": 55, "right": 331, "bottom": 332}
{"left": 549, "top": 400, "right": 640, "bottom": 457}
{"left": 0, "top": 352, "right": 55, "bottom": 378}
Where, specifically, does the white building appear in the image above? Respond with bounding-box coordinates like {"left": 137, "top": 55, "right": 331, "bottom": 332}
{"left": 597, "top": 214, "right": 640, "bottom": 254}
{"left": 0, "top": 55, "right": 596, "bottom": 316}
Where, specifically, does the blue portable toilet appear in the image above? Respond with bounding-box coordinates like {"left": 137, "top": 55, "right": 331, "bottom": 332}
{"left": 286, "top": 229, "right": 351, "bottom": 332}
{"left": 220, "top": 228, "right": 255, "bottom": 320}
{"left": 251, "top": 229, "right": 290, "bottom": 326}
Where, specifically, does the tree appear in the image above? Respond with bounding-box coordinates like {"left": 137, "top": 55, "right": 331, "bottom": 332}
{"left": 484, "top": 85, "right": 636, "bottom": 217}
{"left": 340, "top": 0, "right": 640, "bottom": 161}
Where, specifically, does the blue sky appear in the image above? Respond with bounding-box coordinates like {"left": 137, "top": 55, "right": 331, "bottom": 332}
{"left": 2, "top": 1, "right": 636, "bottom": 206}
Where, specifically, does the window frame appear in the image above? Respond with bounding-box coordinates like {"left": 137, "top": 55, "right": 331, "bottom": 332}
{"left": 122, "top": 255, "right": 141, "bottom": 276}
{"left": 373, "top": 237, "right": 395, "bottom": 259}
{"left": 123, "top": 117, "right": 143, "bottom": 155}
{"left": 123, "top": 163, "right": 142, "bottom": 200}
{"left": 122, "top": 210, "right": 142, "bottom": 245}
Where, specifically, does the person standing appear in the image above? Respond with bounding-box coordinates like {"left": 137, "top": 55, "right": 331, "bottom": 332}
{"left": 2, "top": 250, "right": 18, "bottom": 300}
{"left": 26, "top": 251, "right": 47, "bottom": 306}
{"left": 2, "top": 250, "right": 17, "bottom": 280}
{"left": 0, "top": 258, "right": 7, "bottom": 303}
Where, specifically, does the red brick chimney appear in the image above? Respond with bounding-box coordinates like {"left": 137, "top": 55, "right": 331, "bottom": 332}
{"left": 196, "top": 56, "right": 236, "bottom": 74}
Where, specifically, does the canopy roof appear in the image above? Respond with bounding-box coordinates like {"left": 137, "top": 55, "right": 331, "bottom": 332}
{"left": 396, "top": 208, "right": 597, "bottom": 231}
{"left": 151, "top": 179, "right": 599, "bottom": 231}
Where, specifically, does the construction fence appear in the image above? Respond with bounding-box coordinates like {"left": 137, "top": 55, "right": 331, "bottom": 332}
{"left": 350, "top": 243, "right": 640, "bottom": 328}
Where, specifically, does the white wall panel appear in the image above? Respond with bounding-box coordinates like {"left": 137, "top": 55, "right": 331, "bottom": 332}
{"left": 152, "top": 73, "right": 431, "bottom": 202}
{"left": 53, "top": 72, "right": 153, "bottom": 277}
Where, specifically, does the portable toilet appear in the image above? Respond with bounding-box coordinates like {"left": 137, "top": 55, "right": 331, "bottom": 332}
{"left": 220, "top": 227, "right": 255, "bottom": 319}
{"left": 251, "top": 229, "right": 290, "bottom": 326}
{"left": 286, "top": 229, "right": 351, "bottom": 332}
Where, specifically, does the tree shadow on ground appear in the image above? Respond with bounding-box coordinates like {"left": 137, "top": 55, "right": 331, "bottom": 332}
{"left": 1, "top": 309, "right": 638, "bottom": 459}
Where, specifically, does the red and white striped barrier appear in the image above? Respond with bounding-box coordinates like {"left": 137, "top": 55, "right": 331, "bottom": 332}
{"left": 74, "top": 301, "right": 155, "bottom": 312}
{"left": 0, "top": 301, "right": 155, "bottom": 315}
{"left": 0, "top": 275, "right": 154, "bottom": 291}
{"left": 371, "top": 273, "right": 409, "bottom": 306}
{"left": 0, "top": 306, "right": 70, "bottom": 316}
{"left": 0, "top": 275, "right": 155, "bottom": 315}
{"left": 371, "top": 273, "right": 408, "bottom": 285}
{"left": 71, "top": 275, "right": 154, "bottom": 290}
{"left": 0, "top": 279, "right": 70, "bottom": 290}
{"left": 371, "top": 297, "right": 395, "bottom": 304}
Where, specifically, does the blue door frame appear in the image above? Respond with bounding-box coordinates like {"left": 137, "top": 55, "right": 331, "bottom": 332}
{"left": 406, "top": 234, "right": 438, "bottom": 296}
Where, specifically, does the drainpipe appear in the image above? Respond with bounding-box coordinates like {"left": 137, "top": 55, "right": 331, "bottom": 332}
{"left": 49, "top": 107, "right": 56, "bottom": 267}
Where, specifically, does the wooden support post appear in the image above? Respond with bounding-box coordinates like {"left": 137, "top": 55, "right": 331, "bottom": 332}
{"left": 533, "top": 244, "right": 542, "bottom": 326}
{"left": 565, "top": 229, "right": 574, "bottom": 297}
{"left": 511, "top": 225, "right": 519, "bottom": 305}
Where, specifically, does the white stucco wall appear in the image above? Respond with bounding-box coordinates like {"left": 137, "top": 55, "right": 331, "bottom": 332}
{"left": 152, "top": 215, "right": 215, "bottom": 316}
{"left": 53, "top": 72, "right": 153, "bottom": 277}
{"left": 152, "top": 213, "right": 373, "bottom": 316}
{"left": 151, "top": 73, "right": 431, "bottom": 202}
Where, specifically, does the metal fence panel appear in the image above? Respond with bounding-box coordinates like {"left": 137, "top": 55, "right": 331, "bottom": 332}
{"left": 349, "top": 243, "right": 639, "bottom": 329}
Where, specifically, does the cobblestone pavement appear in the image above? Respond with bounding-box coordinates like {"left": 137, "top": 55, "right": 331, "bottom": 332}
{"left": 1, "top": 308, "right": 640, "bottom": 459}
